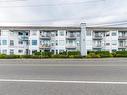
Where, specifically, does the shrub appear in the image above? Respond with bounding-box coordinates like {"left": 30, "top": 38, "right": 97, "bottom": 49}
{"left": 51, "top": 54, "right": 68, "bottom": 58}
{"left": 68, "top": 51, "right": 80, "bottom": 57}
{"left": 87, "top": 53, "right": 100, "bottom": 58}
{"left": 87, "top": 51, "right": 112, "bottom": 58}
{"left": 0, "top": 54, "right": 7, "bottom": 59}
{"left": 68, "top": 55, "right": 82, "bottom": 58}
{"left": 34, "top": 52, "right": 41, "bottom": 56}
{"left": 59, "top": 51, "right": 67, "bottom": 55}
{"left": 111, "top": 52, "right": 116, "bottom": 57}
{"left": 96, "top": 51, "right": 112, "bottom": 58}
{"left": 115, "top": 51, "right": 127, "bottom": 57}
{"left": 87, "top": 51, "right": 96, "bottom": 54}
{"left": 5, "top": 55, "right": 20, "bottom": 59}
{"left": 20, "top": 55, "right": 33, "bottom": 58}
{"left": 33, "top": 51, "right": 52, "bottom": 58}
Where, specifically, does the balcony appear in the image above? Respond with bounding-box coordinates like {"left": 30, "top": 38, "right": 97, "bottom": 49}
{"left": 118, "top": 45, "right": 127, "bottom": 49}
{"left": 66, "top": 45, "right": 76, "bottom": 49}
{"left": 40, "top": 34, "right": 51, "bottom": 40}
{"left": 93, "top": 36, "right": 103, "bottom": 40}
{"left": 66, "top": 34, "right": 76, "bottom": 40}
{"left": 93, "top": 45, "right": 102, "bottom": 49}
{"left": 118, "top": 36, "right": 127, "bottom": 40}
{"left": 39, "top": 44, "right": 51, "bottom": 49}
{"left": 19, "top": 35, "right": 29, "bottom": 41}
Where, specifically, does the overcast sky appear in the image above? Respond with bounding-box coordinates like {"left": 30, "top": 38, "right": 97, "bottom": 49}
{"left": 0, "top": 0, "right": 127, "bottom": 26}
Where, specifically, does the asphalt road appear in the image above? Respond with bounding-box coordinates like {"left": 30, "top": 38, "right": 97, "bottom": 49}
{"left": 0, "top": 58, "right": 127, "bottom": 95}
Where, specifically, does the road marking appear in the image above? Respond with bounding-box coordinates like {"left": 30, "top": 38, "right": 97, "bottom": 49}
{"left": 0, "top": 79, "right": 127, "bottom": 84}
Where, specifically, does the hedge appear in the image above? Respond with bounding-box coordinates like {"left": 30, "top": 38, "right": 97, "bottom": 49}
{"left": 87, "top": 51, "right": 112, "bottom": 58}
{"left": 87, "top": 53, "right": 101, "bottom": 58}
{"left": 115, "top": 51, "right": 127, "bottom": 57}
{"left": 34, "top": 51, "right": 53, "bottom": 58}
{"left": 0, "top": 51, "right": 127, "bottom": 59}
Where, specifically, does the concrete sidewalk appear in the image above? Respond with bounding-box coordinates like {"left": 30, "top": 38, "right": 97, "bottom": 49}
{"left": 0, "top": 58, "right": 127, "bottom": 64}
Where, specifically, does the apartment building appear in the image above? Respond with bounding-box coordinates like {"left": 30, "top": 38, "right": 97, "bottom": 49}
{"left": 0, "top": 25, "right": 82, "bottom": 55}
{"left": 0, "top": 23, "right": 127, "bottom": 56}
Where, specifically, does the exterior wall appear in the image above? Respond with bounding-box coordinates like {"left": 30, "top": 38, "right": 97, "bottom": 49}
{"left": 57, "top": 30, "right": 66, "bottom": 53}
{"left": 80, "top": 23, "right": 87, "bottom": 56}
{"left": 29, "top": 30, "right": 40, "bottom": 55}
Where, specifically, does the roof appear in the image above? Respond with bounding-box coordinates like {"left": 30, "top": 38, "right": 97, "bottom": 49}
{"left": 0, "top": 25, "right": 127, "bottom": 31}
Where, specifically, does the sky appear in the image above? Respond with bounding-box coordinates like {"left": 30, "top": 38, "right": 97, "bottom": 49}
{"left": 0, "top": 0, "right": 127, "bottom": 26}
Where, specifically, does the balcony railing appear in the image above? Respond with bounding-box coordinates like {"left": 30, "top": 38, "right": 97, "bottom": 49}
{"left": 66, "top": 45, "right": 76, "bottom": 49}
{"left": 93, "top": 45, "right": 102, "bottom": 49}
{"left": 19, "top": 35, "right": 29, "bottom": 41}
{"left": 93, "top": 36, "right": 102, "bottom": 40}
{"left": 66, "top": 34, "right": 76, "bottom": 40}
{"left": 39, "top": 44, "right": 51, "bottom": 49}
{"left": 40, "top": 34, "right": 51, "bottom": 39}
{"left": 118, "top": 45, "right": 127, "bottom": 49}
{"left": 118, "top": 36, "right": 127, "bottom": 40}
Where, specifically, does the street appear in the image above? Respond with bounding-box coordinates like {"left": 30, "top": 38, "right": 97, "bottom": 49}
{"left": 0, "top": 58, "right": 127, "bottom": 95}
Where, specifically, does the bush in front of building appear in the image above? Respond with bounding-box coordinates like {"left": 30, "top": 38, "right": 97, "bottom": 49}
{"left": 87, "top": 51, "right": 112, "bottom": 58}
{"left": 51, "top": 51, "right": 82, "bottom": 58}
{"left": 114, "top": 51, "right": 127, "bottom": 57}
{"left": 5, "top": 55, "right": 20, "bottom": 59}
{"left": 0, "top": 54, "right": 21, "bottom": 59}
{"left": 86, "top": 53, "right": 101, "bottom": 58}
{"left": 20, "top": 55, "right": 33, "bottom": 59}
{"left": 67, "top": 51, "right": 81, "bottom": 58}
{"left": 96, "top": 51, "right": 113, "bottom": 58}
{"left": 51, "top": 54, "right": 68, "bottom": 58}
{"left": 0, "top": 54, "right": 8, "bottom": 59}
{"left": 33, "top": 51, "right": 53, "bottom": 58}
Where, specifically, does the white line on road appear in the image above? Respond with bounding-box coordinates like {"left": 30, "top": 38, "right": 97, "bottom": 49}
{"left": 0, "top": 79, "right": 127, "bottom": 84}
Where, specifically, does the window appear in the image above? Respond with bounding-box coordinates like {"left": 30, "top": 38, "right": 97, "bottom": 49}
{"left": 86, "top": 31, "right": 91, "bottom": 36}
{"left": 112, "top": 40, "right": 117, "bottom": 45}
{"left": 112, "top": 32, "right": 117, "bottom": 36}
{"left": 32, "top": 40, "right": 37, "bottom": 45}
{"left": 10, "top": 40, "right": 14, "bottom": 46}
{"left": 2, "top": 31, "right": 8, "bottom": 36}
{"left": 32, "top": 32, "right": 37, "bottom": 36}
{"left": 76, "top": 40, "right": 80, "bottom": 46}
{"left": 10, "top": 31, "right": 14, "bottom": 35}
{"left": 106, "top": 32, "right": 110, "bottom": 36}
{"left": 18, "top": 40, "right": 23, "bottom": 45}
{"left": 77, "top": 32, "right": 80, "bottom": 37}
{"left": 106, "top": 43, "right": 110, "bottom": 46}
{"left": 69, "top": 40, "right": 73, "bottom": 44}
{"left": 18, "top": 50, "right": 23, "bottom": 53}
{"left": 10, "top": 49, "right": 14, "bottom": 55}
{"left": 112, "top": 49, "right": 117, "bottom": 52}
{"left": 51, "top": 32, "right": 55, "bottom": 37}
{"left": 59, "top": 31, "right": 64, "bottom": 36}
{"left": 2, "top": 49, "right": 7, "bottom": 54}
{"left": 56, "top": 32, "right": 58, "bottom": 36}
{"left": 26, "top": 32, "right": 28, "bottom": 36}
{"left": 18, "top": 32, "right": 23, "bottom": 35}
{"left": 59, "top": 40, "right": 65, "bottom": 46}
{"left": 2, "top": 40, "right": 7, "bottom": 45}
{"left": 26, "top": 40, "right": 29, "bottom": 45}
{"left": 56, "top": 40, "right": 58, "bottom": 46}
{"left": 51, "top": 40, "right": 55, "bottom": 46}
{"left": 0, "top": 30, "right": 1, "bottom": 36}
